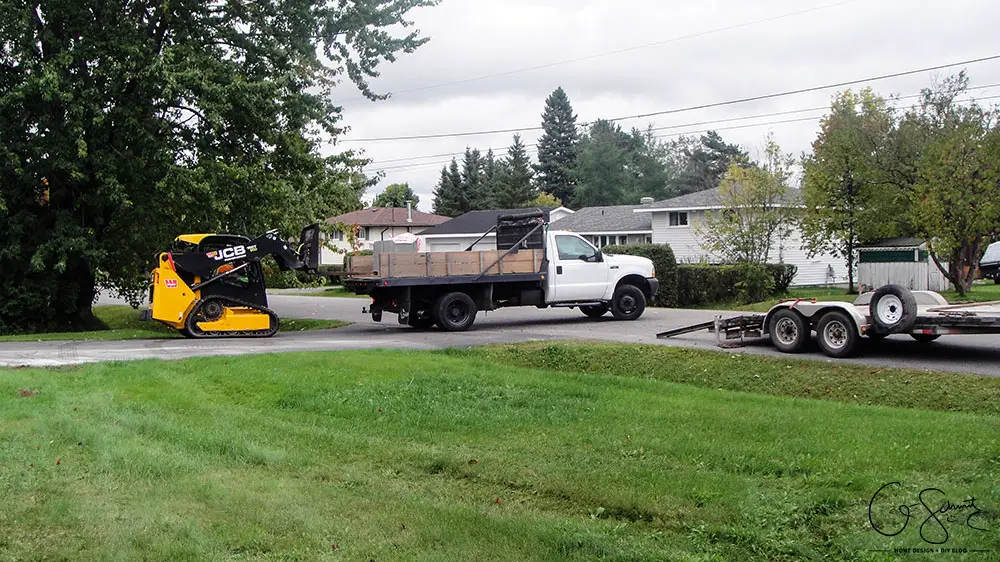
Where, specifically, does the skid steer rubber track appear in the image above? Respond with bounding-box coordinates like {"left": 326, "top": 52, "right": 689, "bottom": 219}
{"left": 184, "top": 295, "right": 280, "bottom": 338}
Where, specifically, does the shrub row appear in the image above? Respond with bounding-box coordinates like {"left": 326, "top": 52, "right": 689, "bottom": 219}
{"left": 600, "top": 243, "right": 797, "bottom": 307}
{"left": 677, "top": 263, "right": 798, "bottom": 306}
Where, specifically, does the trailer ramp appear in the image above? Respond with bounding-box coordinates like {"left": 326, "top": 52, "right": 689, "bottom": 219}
{"left": 657, "top": 314, "right": 766, "bottom": 348}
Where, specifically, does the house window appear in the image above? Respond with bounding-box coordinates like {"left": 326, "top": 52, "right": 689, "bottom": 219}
{"left": 645, "top": 235, "right": 652, "bottom": 244}
{"left": 618, "top": 235, "right": 628, "bottom": 245}
{"left": 669, "top": 212, "right": 688, "bottom": 227}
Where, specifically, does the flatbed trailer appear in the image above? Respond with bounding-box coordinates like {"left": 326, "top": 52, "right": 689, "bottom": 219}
{"left": 657, "top": 284, "right": 1000, "bottom": 358}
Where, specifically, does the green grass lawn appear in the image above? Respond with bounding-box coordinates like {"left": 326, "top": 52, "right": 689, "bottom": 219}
{"left": 2, "top": 346, "right": 998, "bottom": 561}
{"left": 725, "top": 282, "right": 1000, "bottom": 313}
{"left": 0, "top": 306, "right": 349, "bottom": 342}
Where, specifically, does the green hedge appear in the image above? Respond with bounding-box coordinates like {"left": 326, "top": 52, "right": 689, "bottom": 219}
{"left": 601, "top": 244, "right": 679, "bottom": 307}
{"left": 676, "top": 263, "right": 798, "bottom": 306}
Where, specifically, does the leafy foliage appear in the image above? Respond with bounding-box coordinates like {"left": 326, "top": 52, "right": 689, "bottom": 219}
{"left": 571, "top": 122, "right": 674, "bottom": 208}
{"left": 698, "top": 135, "right": 797, "bottom": 265}
{"left": 373, "top": 183, "right": 419, "bottom": 208}
{"left": 432, "top": 158, "right": 466, "bottom": 217}
{"left": 902, "top": 74, "right": 1000, "bottom": 294}
{"left": 800, "top": 89, "right": 901, "bottom": 292}
{"left": 675, "top": 264, "right": 790, "bottom": 306}
{"left": 534, "top": 87, "right": 580, "bottom": 205}
{"left": 0, "top": 0, "right": 438, "bottom": 333}
{"left": 668, "top": 132, "right": 751, "bottom": 196}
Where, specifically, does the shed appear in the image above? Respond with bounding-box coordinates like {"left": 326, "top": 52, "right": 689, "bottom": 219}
{"left": 858, "top": 237, "right": 950, "bottom": 292}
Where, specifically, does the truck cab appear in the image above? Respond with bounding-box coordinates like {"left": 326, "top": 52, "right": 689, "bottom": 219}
{"left": 544, "top": 230, "right": 658, "bottom": 310}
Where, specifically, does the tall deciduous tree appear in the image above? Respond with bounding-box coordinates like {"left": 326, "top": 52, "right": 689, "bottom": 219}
{"left": 493, "top": 134, "right": 536, "bottom": 208}
{"left": 373, "top": 183, "right": 419, "bottom": 208}
{"left": 904, "top": 74, "right": 1000, "bottom": 294}
{"left": 0, "top": 0, "right": 437, "bottom": 333}
{"left": 800, "top": 89, "right": 900, "bottom": 292}
{"left": 699, "top": 136, "right": 797, "bottom": 264}
{"left": 534, "top": 87, "right": 580, "bottom": 205}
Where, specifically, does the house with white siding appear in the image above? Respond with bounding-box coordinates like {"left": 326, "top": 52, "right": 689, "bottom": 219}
{"left": 549, "top": 199, "right": 654, "bottom": 248}
{"left": 634, "top": 188, "right": 847, "bottom": 287}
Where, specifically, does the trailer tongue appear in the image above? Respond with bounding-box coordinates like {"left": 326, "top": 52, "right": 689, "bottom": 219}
{"left": 656, "top": 284, "right": 1000, "bottom": 358}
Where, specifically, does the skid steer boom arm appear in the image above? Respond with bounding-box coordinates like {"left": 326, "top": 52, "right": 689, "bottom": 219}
{"left": 170, "top": 224, "right": 320, "bottom": 280}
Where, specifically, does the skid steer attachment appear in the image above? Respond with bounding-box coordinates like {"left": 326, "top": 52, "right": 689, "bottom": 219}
{"left": 144, "top": 224, "right": 320, "bottom": 338}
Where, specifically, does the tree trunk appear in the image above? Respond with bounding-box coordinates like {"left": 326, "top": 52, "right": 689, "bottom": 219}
{"left": 846, "top": 241, "right": 856, "bottom": 294}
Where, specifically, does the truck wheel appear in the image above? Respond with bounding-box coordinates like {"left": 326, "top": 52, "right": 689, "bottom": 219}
{"left": 768, "top": 308, "right": 808, "bottom": 353}
{"left": 433, "top": 292, "right": 477, "bottom": 331}
{"left": 611, "top": 285, "right": 646, "bottom": 320}
{"left": 816, "top": 310, "right": 860, "bottom": 358}
{"left": 910, "top": 333, "right": 940, "bottom": 343}
{"left": 580, "top": 304, "right": 608, "bottom": 318}
{"left": 869, "top": 284, "right": 917, "bottom": 335}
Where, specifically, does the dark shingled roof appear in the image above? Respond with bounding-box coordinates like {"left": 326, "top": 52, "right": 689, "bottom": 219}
{"left": 420, "top": 208, "right": 556, "bottom": 236}
{"left": 549, "top": 204, "right": 652, "bottom": 233}
{"left": 640, "top": 186, "right": 804, "bottom": 210}
{"left": 327, "top": 207, "right": 450, "bottom": 227}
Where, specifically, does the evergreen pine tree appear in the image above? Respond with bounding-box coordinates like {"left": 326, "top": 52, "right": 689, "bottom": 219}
{"left": 481, "top": 149, "right": 503, "bottom": 209}
{"left": 432, "top": 158, "right": 466, "bottom": 217}
{"left": 461, "top": 147, "right": 490, "bottom": 210}
{"left": 494, "top": 134, "right": 536, "bottom": 208}
{"left": 534, "top": 87, "right": 580, "bottom": 206}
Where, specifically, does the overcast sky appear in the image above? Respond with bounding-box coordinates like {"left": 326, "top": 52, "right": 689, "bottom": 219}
{"left": 325, "top": 0, "right": 1000, "bottom": 213}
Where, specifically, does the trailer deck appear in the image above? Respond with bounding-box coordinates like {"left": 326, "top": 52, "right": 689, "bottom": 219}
{"left": 657, "top": 286, "right": 1000, "bottom": 358}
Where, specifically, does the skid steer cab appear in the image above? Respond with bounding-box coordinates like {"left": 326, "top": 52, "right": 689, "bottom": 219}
{"left": 140, "top": 224, "right": 320, "bottom": 338}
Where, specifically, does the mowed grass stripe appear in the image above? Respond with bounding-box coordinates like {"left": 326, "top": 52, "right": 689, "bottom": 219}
{"left": 0, "top": 350, "right": 997, "bottom": 561}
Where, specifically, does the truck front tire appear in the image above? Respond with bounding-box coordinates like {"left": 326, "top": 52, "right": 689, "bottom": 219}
{"left": 433, "top": 292, "right": 477, "bottom": 331}
{"left": 611, "top": 285, "right": 646, "bottom": 320}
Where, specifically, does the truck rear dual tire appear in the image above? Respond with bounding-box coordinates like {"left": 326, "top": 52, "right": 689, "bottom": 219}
{"left": 433, "top": 291, "right": 477, "bottom": 332}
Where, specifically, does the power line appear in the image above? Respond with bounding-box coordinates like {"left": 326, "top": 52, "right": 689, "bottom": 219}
{"left": 341, "top": 53, "right": 1000, "bottom": 143}
{"left": 363, "top": 85, "right": 1000, "bottom": 169}
{"left": 366, "top": 93, "right": 1000, "bottom": 175}
{"left": 335, "top": 0, "right": 861, "bottom": 104}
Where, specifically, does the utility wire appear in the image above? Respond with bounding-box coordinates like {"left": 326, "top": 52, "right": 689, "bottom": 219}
{"left": 366, "top": 93, "right": 1000, "bottom": 174}
{"left": 363, "top": 86, "right": 1000, "bottom": 170}
{"left": 335, "top": 0, "right": 862, "bottom": 104}
{"left": 341, "top": 54, "right": 1000, "bottom": 143}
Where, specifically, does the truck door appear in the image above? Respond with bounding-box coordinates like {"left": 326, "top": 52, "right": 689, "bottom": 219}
{"left": 550, "top": 234, "right": 609, "bottom": 302}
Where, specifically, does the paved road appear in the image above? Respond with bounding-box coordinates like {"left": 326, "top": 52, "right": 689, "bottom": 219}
{"left": 1, "top": 292, "right": 998, "bottom": 376}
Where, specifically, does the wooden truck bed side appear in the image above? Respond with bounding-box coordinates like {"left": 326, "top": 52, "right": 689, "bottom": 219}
{"left": 345, "top": 249, "right": 544, "bottom": 279}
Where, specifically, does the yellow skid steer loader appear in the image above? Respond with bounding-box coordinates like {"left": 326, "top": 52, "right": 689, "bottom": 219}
{"left": 140, "top": 224, "right": 320, "bottom": 338}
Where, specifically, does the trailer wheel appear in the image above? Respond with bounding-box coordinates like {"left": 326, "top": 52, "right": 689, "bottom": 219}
{"left": 869, "top": 284, "right": 917, "bottom": 335}
{"left": 581, "top": 304, "right": 609, "bottom": 318}
{"left": 910, "top": 333, "right": 940, "bottom": 343}
{"left": 816, "top": 310, "right": 860, "bottom": 358}
{"left": 611, "top": 285, "right": 646, "bottom": 320}
{"left": 433, "top": 292, "right": 477, "bottom": 331}
{"left": 768, "top": 309, "right": 809, "bottom": 353}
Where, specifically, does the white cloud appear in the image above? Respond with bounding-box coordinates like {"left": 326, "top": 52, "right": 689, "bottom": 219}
{"left": 325, "top": 0, "right": 1000, "bottom": 212}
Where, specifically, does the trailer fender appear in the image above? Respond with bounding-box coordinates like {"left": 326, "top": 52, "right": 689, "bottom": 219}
{"left": 764, "top": 301, "right": 867, "bottom": 337}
